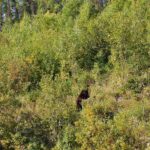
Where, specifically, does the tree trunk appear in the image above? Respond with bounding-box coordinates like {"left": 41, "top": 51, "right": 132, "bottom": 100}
{"left": 7, "top": 0, "right": 11, "bottom": 18}
{"left": 13, "top": 0, "right": 19, "bottom": 20}
{"left": 0, "top": 1, "right": 2, "bottom": 31}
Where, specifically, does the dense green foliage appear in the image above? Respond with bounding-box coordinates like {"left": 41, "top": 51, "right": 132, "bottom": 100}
{"left": 0, "top": 0, "right": 150, "bottom": 149}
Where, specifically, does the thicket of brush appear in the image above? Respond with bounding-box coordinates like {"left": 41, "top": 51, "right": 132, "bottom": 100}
{"left": 0, "top": 0, "right": 150, "bottom": 149}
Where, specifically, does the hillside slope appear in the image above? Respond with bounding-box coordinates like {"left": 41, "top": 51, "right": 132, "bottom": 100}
{"left": 0, "top": 0, "right": 150, "bottom": 149}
